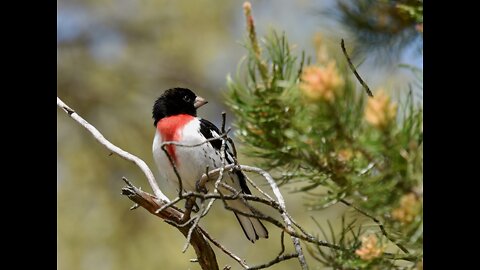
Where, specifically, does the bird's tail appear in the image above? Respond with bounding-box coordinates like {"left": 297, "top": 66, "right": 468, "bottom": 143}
{"left": 226, "top": 199, "right": 269, "bottom": 243}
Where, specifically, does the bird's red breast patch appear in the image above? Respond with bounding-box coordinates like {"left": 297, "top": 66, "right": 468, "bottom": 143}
{"left": 156, "top": 114, "right": 194, "bottom": 164}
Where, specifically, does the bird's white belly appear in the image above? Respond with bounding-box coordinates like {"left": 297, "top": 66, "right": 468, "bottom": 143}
{"left": 153, "top": 120, "right": 223, "bottom": 193}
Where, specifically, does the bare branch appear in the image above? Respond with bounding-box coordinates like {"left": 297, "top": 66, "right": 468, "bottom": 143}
{"left": 227, "top": 138, "right": 239, "bottom": 163}
{"left": 57, "top": 97, "right": 169, "bottom": 202}
{"left": 221, "top": 111, "right": 227, "bottom": 133}
{"left": 239, "top": 165, "right": 309, "bottom": 270}
{"left": 160, "top": 144, "right": 185, "bottom": 198}
{"left": 247, "top": 253, "right": 299, "bottom": 270}
{"left": 155, "top": 196, "right": 182, "bottom": 214}
{"left": 196, "top": 164, "right": 345, "bottom": 250}
{"left": 200, "top": 227, "right": 250, "bottom": 269}
{"left": 183, "top": 203, "right": 205, "bottom": 252}
{"left": 174, "top": 164, "right": 346, "bottom": 252}
{"left": 243, "top": 173, "right": 275, "bottom": 201}
{"left": 340, "top": 39, "right": 374, "bottom": 98}
{"left": 160, "top": 129, "right": 231, "bottom": 149}
{"left": 130, "top": 203, "right": 140, "bottom": 210}
{"left": 120, "top": 179, "right": 219, "bottom": 270}
{"left": 278, "top": 231, "right": 286, "bottom": 257}
{"left": 220, "top": 199, "right": 342, "bottom": 250}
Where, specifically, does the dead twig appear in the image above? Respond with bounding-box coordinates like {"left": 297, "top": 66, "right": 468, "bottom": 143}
{"left": 341, "top": 39, "right": 374, "bottom": 98}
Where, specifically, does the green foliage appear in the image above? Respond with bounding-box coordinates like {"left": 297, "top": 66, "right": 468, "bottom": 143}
{"left": 396, "top": 2, "right": 423, "bottom": 23}
{"left": 226, "top": 14, "right": 423, "bottom": 268}
{"left": 227, "top": 32, "right": 304, "bottom": 170}
{"left": 306, "top": 217, "right": 414, "bottom": 269}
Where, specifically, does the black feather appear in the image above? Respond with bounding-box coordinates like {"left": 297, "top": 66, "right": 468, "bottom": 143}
{"left": 199, "top": 119, "right": 223, "bottom": 151}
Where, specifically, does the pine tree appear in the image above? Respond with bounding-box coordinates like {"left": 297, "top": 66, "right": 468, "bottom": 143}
{"left": 226, "top": 2, "right": 423, "bottom": 268}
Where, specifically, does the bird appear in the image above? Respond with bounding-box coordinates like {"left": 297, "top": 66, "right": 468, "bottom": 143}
{"left": 152, "top": 87, "right": 268, "bottom": 243}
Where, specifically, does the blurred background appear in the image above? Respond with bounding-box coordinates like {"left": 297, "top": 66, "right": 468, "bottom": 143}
{"left": 57, "top": 0, "right": 422, "bottom": 269}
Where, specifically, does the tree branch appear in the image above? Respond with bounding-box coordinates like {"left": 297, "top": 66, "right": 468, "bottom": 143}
{"left": 240, "top": 165, "right": 309, "bottom": 270}
{"left": 247, "top": 254, "right": 299, "bottom": 270}
{"left": 121, "top": 178, "right": 219, "bottom": 270}
{"left": 57, "top": 97, "right": 219, "bottom": 270}
{"left": 57, "top": 97, "right": 169, "bottom": 202}
{"left": 199, "top": 227, "right": 250, "bottom": 269}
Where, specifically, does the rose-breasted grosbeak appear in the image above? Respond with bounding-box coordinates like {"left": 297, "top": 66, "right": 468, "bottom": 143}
{"left": 152, "top": 87, "right": 268, "bottom": 242}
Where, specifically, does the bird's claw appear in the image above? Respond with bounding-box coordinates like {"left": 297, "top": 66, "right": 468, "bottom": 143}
{"left": 195, "top": 181, "right": 208, "bottom": 194}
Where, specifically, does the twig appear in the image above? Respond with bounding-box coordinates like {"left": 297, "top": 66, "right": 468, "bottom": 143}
{"left": 278, "top": 231, "right": 286, "bottom": 256}
{"left": 155, "top": 196, "right": 182, "bottom": 214}
{"left": 201, "top": 138, "right": 227, "bottom": 217}
{"left": 195, "top": 164, "right": 345, "bottom": 252}
{"left": 247, "top": 253, "right": 299, "bottom": 270}
{"left": 183, "top": 202, "right": 205, "bottom": 252}
{"left": 184, "top": 165, "right": 346, "bottom": 252}
{"left": 201, "top": 185, "right": 242, "bottom": 218}
{"left": 221, "top": 112, "right": 227, "bottom": 133}
{"left": 340, "top": 39, "right": 373, "bottom": 98}
{"left": 222, "top": 202, "right": 342, "bottom": 251}
{"left": 165, "top": 215, "right": 198, "bottom": 229}
{"left": 284, "top": 212, "right": 315, "bottom": 240}
{"left": 339, "top": 199, "right": 409, "bottom": 254}
{"left": 243, "top": 173, "right": 275, "bottom": 201}
{"left": 160, "top": 129, "right": 231, "bottom": 150}
{"left": 181, "top": 196, "right": 197, "bottom": 222}
{"left": 130, "top": 203, "right": 140, "bottom": 210}
{"left": 239, "top": 165, "right": 309, "bottom": 270}
{"left": 382, "top": 253, "right": 418, "bottom": 262}
{"left": 200, "top": 227, "right": 250, "bottom": 269}
{"left": 57, "top": 97, "right": 169, "bottom": 202}
{"left": 165, "top": 190, "right": 275, "bottom": 213}
{"left": 160, "top": 144, "right": 185, "bottom": 198}
{"left": 227, "top": 138, "right": 239, "bottom": 163}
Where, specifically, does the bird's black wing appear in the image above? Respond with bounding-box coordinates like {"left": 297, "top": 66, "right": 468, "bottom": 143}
{"left": 199, "top": 118, "right": 251, "bottom": 194}
{"left": 198, "top": 118, "right": 223, "bottom": 152}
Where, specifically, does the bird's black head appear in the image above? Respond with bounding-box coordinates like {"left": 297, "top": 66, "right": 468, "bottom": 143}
{"left": 152, "top": 87, "right": 208, "bottom": 126}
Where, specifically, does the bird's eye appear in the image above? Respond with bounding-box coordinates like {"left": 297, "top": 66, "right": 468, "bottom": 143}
{"left": 183, "top": 95, "right": 192, "bottom": 102}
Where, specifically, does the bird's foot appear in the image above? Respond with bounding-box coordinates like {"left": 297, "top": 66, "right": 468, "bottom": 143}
{"left": 195, "top": 180, "right": 208, "bottom": 194}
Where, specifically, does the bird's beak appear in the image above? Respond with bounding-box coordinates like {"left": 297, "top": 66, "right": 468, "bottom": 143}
{"left": 194, "top": 96, "right": 208, "bottom": 109}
